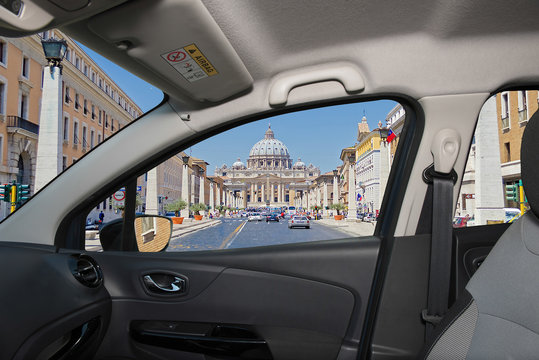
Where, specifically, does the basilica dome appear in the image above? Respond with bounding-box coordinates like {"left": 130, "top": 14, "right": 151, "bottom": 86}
{"left": 247, "top": 126, "right": 292, "bottom": 169}
{"left": 249, "top": 126, "right": 290, "bottom": 157}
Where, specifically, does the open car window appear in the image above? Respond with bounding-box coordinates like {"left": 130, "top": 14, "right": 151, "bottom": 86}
{"left": 85, "top": 100, "right": 405, "bottom": 252}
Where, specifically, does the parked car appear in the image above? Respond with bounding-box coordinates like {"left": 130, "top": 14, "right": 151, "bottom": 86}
{"left": 288, "top": 216, "right": 310, "bottom": 229}
{"left": 248, "top": 213, "right": 263, "bottom": 222}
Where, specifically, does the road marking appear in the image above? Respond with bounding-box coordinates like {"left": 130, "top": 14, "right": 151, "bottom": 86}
{"left": 219, "top": 221, "right": 247, "bottom": 249}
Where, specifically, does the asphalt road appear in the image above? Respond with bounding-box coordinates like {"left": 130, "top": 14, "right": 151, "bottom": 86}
{"left": 167, "top": 217, "right": 351, "bottom": 252}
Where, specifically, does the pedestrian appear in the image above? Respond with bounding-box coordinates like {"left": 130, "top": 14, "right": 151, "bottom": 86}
{"left": 99, "top": 210, "right": 104, "bottom": 223}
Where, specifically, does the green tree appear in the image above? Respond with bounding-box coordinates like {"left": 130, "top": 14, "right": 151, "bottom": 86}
{"left": 190, "top": 203, "right": 207, "bottom": 215}
{"left": 165, "top": 198, "right": 187, "bottom": 216}
{"left": 330, "top": 202, "right": 346, "bottom": 215}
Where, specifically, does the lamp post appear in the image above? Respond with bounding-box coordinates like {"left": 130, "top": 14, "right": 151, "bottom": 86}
{"left": 347, "top": 154, "right": 357, "bottom": 219}
{"left": 181, "top": 156, "right": 190, "bottom": 218}
{"left": 34, "top": 38, "right": 68, "bottom": 192}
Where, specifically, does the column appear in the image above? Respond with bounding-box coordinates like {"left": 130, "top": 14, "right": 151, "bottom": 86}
{"left": 475, "top": 95, "right": 505, "bottom": 224}
{"left": 323, "top": 182, "right": 329, "bottom": 216}
{"left": 199, "top": 175, "right": 205, "bottom": 205}
{"left": 181, "top": 163, "right": 189, "bottom": 218}
{"left": 209, "top": 182, "right": 215, "bottom": 214}
{"left": 289, "top": 189, "right": 295, "bottom": 207}
{"left": 278, "top": 183, "right": 282, "bottom": 204}
{"left": 242, "top": 189, "right": 247, "bottom": 208}
{"left": 216, "top": 185, "right": 221, "bottom": 206}
{"left": 266, "top": 176, "right": 270, "bottom": 204}
{"left": 191, "top": 173, "right": 196, "bottom": 205}
{"left": 348, "top": 162, "right": 357, "bottom": 219}
{"left": 333, "top": 175, "right": 339, "bottom": 205}
{"left": 145, "top": 168, "right": 158, "bottom": 215}
{"left": 35, "top": 66, "right": 63, "bottom": 192}
{"left": 261, "top": 184, "right": 265, "bottom": 203}
{"left": 250, "top": 183, "right": 255, "bottom": 204}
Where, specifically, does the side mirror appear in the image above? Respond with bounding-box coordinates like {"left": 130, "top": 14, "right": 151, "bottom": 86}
{"left": 134, "top": 215, "right": 173, "bottom": 252}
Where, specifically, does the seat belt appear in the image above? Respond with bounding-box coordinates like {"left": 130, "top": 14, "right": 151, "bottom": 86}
{"left": 421, "top": 129, "right": 461, "bottom": 337}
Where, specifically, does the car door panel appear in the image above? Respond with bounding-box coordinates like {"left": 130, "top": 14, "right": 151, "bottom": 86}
{"left": 0, "top": 243, "right": 111, "bottom": 360}
{"left": 91, "top": 237, "right": 380, "bottom": 360}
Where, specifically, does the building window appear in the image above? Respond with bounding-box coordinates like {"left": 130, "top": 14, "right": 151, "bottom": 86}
{"left": 0, "top": 40, "right": 7, "bottom": 66}
{"left": 75, "top": 93, "right": 80, "bottom": 110}
{"left": 518, "top": 90, "right": 528, "bottom": 123}
{"left": 64, "top": 86, "right": 71, "bottom": 104}
{"left": 91, "top": 105, "right": 96, "bottom": 120}
{"left": 83, "top": 65, "right": 88, "bottom": 76}
{"left": 504, "top": 142, "right": 511, "bottom": 163}
{"left": 75, "top": 57, "right": 80, "bottom": 70}
{"left": 83, "top": 99, "right": 88, "bottom": 115}
{"left": 111, "top": 118, "right": 114, "bottom": 132}
{"left": 63, "top": 116, "right": 69, "bottom": 142}
{"left": 21, "top": 56, "right": 29, "bottom": 78}
{"left": 105, "top": 114, "right": 108, "bottom": 128}
{"left": 91, "top": 72, "right": 95, "bottom": 82}
{"left": 73, "top": 121, "right": 79, "bottom": 145}
{"left": 62, "top": 155, "right": 67, "bottom": 171}
{"left": 98, "top": 109, "right": 102, "bottom": 124}
{"left": 501, "top": 92, "right": 509, "bottom": 128}
{"left": 0, "top": 82, "right": 5, "bottom": 115}
{"left": 97, "top": 133, "right": 102, "bottom": 144}
{"left": 82, "top": 125, "right": 87, "bottom": 149}
{"left": 19, "top": 94, "right": 28, "bottom": 119}
{"left": 90, "top": 130, "right": 95, "bottom": 148}
{"left": 65, "top": 49, "right": 71, "bottom": 63}
{"left": 98, "top": 78, "right": 102, "bottom": 88}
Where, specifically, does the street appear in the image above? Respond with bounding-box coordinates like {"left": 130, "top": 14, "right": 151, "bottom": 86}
{"left": 167, "top": 218, "right": 352, "bottom": 252}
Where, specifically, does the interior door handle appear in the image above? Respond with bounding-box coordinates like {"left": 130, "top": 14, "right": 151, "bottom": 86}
{"left": 143, "top": 274, "right": 185, "bottom": 294}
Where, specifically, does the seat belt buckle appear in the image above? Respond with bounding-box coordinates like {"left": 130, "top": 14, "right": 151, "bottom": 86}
{"left": 421, "top": 309, "right": 443, "bottom": 325}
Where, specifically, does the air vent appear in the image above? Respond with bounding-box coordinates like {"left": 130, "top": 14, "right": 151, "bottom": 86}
{"left": 70, "top": 254, "right": 103, "bottom": 288}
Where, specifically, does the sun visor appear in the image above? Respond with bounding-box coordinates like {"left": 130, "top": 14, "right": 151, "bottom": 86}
{"left": 87, "top": 0, "right": 253, "bottom": 103}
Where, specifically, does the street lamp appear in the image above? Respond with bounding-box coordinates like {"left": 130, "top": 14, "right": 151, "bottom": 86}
{"left": 41, "top": 38, "right": 68, "bottom": 71}
{"left": 378, "top": 128, "right": 389, "bottom": 142}
{"left": 182, "top": 155, "right": 190, "bottom": 164}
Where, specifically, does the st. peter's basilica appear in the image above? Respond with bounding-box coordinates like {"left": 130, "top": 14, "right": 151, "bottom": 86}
{"left": 215, "top": 126, "right": 320, "bottom": 208}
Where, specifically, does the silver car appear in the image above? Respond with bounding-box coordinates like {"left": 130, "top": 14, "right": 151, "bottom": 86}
{"left": 288, "top": 216, "right": 310, "bottom": 229}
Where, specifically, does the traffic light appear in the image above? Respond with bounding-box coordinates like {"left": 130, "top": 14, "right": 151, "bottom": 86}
{"left": 506, "top": 183, "right": 518, "bottom": 202}
{"left": 16, "top": 184, "right": 30, "bottom": 204}
{"left": 0, "top": 184, "right": 12, "bottom": 203}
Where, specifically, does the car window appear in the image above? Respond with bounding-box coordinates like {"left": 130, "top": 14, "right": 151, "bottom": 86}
{"left": 454, "top": 90, "right": 537, "bottom": 227}
{"left": 85, "top": 100, "right": 405, "bottom": 252}
{"left": 0, "top": 30, "right": 162, "bottom": 221}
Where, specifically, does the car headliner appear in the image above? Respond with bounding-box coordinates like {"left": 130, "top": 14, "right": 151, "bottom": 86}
{"left": 1, "top": 0, "right": 538, "bottom": 107}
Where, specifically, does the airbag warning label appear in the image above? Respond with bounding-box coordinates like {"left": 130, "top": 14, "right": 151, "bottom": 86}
{"left": 161, "top": 44, "right": 218, "bottom": 83}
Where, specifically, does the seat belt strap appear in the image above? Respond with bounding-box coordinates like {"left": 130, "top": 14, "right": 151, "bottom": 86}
{"left": 422, "top": 175, "right": 454, "bottom": 335}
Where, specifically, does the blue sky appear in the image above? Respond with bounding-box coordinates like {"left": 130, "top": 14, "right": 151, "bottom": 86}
{"left": 78, "top": 43, "right": 398, "bottom": 174}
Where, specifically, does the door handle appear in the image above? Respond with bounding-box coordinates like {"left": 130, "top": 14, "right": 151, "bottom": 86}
{"left": 143, "top": 274, "right": 186, "bottom": 294}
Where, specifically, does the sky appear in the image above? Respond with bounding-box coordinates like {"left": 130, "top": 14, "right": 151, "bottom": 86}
{"left": 78, "top": 43, "right": 398, "bottom": 174}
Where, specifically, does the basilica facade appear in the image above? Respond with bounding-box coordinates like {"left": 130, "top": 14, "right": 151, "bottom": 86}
{"left": 215, "top": 126, "right": 320, "bottom": 208}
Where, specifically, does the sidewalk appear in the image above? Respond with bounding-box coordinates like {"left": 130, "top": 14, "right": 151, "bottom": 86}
{"left": 171, "top": 218, "right": 221, "bottom": 238}
{"left": 315, "top": 217, "right": 376, "bottom": 237}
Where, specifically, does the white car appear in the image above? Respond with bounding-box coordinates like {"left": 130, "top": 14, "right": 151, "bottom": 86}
{"left": 288, "top": 216, "right": 310, "bottom": 229}
{"left": 248, "top": 213, "right": 263, "bottom": 221}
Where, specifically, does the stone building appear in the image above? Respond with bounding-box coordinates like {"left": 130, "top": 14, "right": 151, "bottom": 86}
{"left": 0, "top": 30, "right": 141, "bottom": 220}
{"left": 215, "top": 125, "right": 320, "bottom": 208}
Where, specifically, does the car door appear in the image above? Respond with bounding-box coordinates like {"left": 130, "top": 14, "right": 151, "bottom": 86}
{"left": 0, "top": 97, "right": 421, "bottom": 360}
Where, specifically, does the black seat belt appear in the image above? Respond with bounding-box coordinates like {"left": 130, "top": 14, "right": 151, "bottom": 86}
{"left": 421, "top": 166, "right": 455, "bottom": 336}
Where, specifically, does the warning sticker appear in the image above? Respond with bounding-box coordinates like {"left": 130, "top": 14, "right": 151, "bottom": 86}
{"left": 161, "top": 44, "right": 218, "bottom": 83}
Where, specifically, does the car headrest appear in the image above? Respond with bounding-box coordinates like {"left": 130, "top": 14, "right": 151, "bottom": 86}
{"left": 521, "top": 110, "right": 539, "bottom": 217}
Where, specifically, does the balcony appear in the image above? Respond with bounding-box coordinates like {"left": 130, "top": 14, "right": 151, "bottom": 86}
{"left": 7, "top": 116, "right": 39, "bottom": 138}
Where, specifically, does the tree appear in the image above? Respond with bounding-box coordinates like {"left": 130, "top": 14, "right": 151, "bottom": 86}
{"left": 165, "top": 198, "right": 187, "bottom": 217}
{"left": 330, "top": 202, "right": 346, "bottom": 215}
{"left": 190, "top": 203, "right": 207, "bottom": 215}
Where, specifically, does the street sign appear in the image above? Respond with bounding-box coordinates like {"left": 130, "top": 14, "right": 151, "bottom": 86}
{"left": 113, "top": 190, "right": 125, "bottom": 201}
{"left": 137, "top": 186, "right": 142, "bottom": 192}
{"left": 113, "top": 190, "right": 125, "bottom": 207}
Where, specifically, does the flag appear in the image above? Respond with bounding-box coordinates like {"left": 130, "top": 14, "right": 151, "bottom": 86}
{"left": 387, "top": 129, "right": 396, "bottom": 143}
